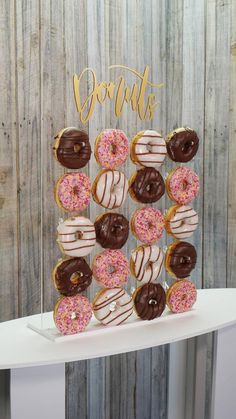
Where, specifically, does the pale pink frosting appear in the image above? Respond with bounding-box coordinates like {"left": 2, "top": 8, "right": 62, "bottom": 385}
{"left": 168, "top": 280, "right": 197, "bottom": 313}
{"left": 96, "top": 129, "right": 129, "bottom": 169}
{"left": 57, "top": 172, "right": 91, "bottom": 212}
{"left": 132, "top": 207, "right": 165, "bottom": 244}
{"left": 93, "top": 249, "right": 129, "bottom": 288}
{"left": 168, "top": 167, "right": 200, "bottom": 205}
{"left": 54, "top": 294, "right": 92, "bottom": 335}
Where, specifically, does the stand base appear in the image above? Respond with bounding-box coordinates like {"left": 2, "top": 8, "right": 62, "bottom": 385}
{"left": 27, "top": 309, "right": 193, "bottom": 342}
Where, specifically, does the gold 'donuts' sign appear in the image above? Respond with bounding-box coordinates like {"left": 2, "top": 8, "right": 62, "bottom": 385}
{"left": 73, "top": 65, "right": 163, "bottom": 124}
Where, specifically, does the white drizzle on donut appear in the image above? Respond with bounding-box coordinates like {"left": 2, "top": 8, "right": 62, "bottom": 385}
{"left": 57, "top": 216, "right": 96, "bottom": 257}
{"left": 94, "top": 170, "right": 128, "bottom": 209}
{"left": 131, "top": 245, "right": 164, "bottom": 284}
{"left": 168, "top": 206, "right": 198, "bottom": 239}
{"left": 93, "top": 288, "right": 133, "bottom": 326}
{"left": 133, "top": 130, "right": 167, "bottom": 167}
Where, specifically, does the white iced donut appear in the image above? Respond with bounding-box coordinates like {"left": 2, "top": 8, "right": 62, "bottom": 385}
{"left": 57, "top": 216, "right": 96, "bottom": 257}
{"left": 93, "top": 288, "right": 133, "bottom": 326}
{"left": 92, "top": 169, "right": 128, "bottom": 209}
{"left": 166, "top": 205, "right": 198, "bottom": 239}
{"left": 131, "top": 130, "right": 167, "bottom": 168}
{"left": 130, "top": 245, "right": 164, "bottom": 284}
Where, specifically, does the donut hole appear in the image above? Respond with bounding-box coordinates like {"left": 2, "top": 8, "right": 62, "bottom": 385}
{"left": 147, "top": 143, "right": 152, "bottom": 152}
{"left": 146, "top": 262, "right": 153, "bottom": 271}
{"left": 182, "top": 140, "right": 194, "bottom": 154}
{"left": 73, "top": 186, "right": 79, "bottom": 195}
{"left": 180, "top": 256, "right": 191, "bottom": 265}
{"left": 148, "top": 222, "right": 155, "bottom": 230}
{"left": 75, "top": 230, "right": 83, "bottom": 240}
{"left": 74, "top": 144, "right": 81, "bottom": 153}
{"left": 71, "top": 311, "right": 78, "bottom": 320}
{"left": 181, "top": 180, "right": 189, "bottom": 191}
{"left": 112, "top": 184, "right": 121, "bottom": 194}
{"left": 110, "top": 143, "right": 117, "bottom": 155}
{"left": 148, "top": 298, "right": 157, "bottom": 305}
{"left": 109, "top": 301, "right": 119, "bottom": 312}
{"left": 146, "top": 183, "right": 157, "bottom": 194}
{"left": 111, "top": 224, "right": 123, "bottom": 235}
{"left": 181, "top": 293, "right": 187, "bottom": 301}
{"left": 108, "top": 265, "right": 116, "bottom": 274}
{"left": 70, "top": 271, "right": 83, "bottom": 285}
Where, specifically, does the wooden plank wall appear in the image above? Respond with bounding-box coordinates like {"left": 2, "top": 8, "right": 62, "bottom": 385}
{"left": 0, "top": 1, "right": 235, "bottom": 418}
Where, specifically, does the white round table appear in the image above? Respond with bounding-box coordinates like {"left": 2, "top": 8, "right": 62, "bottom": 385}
{"left": 1, "top": 289, "right": 235, "bottom": 419}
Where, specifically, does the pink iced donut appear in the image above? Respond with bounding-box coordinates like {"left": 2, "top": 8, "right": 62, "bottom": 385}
{"left": 54, "top": 294, "right": 92, "bottom": 335}
{"left": 92, "top": 249, "right": 129, "bottom": 288}
{"left": 167, "top": 279, "right": 197, "bottom": 313}
{"left": 95, "top": 129, "right": 129, "bottom": 169}
{"left": 131, "top": 207, "right": 165, "bottom": 244}
{"left": 166, "top": 166, "right": 200, "bottom": 205}
{"left": 55, "top": 172, "right": 91, "bottom": 212}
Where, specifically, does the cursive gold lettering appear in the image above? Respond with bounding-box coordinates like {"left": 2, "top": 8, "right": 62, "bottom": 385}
{"left": 73, "top": 65, "right": 163, "bottom": 124}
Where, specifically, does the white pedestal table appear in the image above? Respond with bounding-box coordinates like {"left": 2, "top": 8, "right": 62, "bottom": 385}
{"left": 0, "top": 289, "right": 235, "bottom": 419}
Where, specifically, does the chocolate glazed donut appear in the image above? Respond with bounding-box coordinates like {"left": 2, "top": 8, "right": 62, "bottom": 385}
{"left": 54, "top": 128, "right": 91, "bottom": 169}
{"left": 134, "top": 283, "right": 166, "bottom": 320}
{"left": 166, "top": 127, "right": 199, "bottom": 162}
{"left": 53, "top": 257, "right": 92, "bottom": 296}
{"left": 168, "top": 241, "right": 197, "bottom": 278}
{"left": 94, "top": 213, "right": 129, "bottom": 249}
{"left": 129, "top": 167, "right": 165, "bottom": 203}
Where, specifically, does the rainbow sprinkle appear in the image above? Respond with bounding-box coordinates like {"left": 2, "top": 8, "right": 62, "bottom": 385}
{"left": 133, "top": 207, "right": 165, "bottom": 244}
{"left": 54, "top": 294, "right": 92, "bottom": 335}
{"left": 96, "top": 129, "right": 129, "bottom": 169}
{"left": 168, "top": 167, "right": 199, "bottom": 205}
{"left": 168, "top": 280, "right": 197, "bottom": 313}
{"left": 93, "top": 249, "right": 129, "bottom": 288}
{"left": 57, "top": 172, "right": 91, "bottom": 212}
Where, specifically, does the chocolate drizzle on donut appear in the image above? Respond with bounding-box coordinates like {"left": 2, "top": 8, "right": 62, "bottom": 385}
{"left": 129, "top": 167, "right": 165, "bottom": 203}
{"left": 168, "top": 241, "right": 197, "bottom": 278}
{"left": 54, "top": 128, "right": 91, "bottom": 169}
{"left": 134, "top": 283, "right": 166, "bottom": 320}
{"left": 54, "top": 257, "right": 92, "bottom": 296}
{"left": 95, "top": 213, "right": 129, "bottom": 249}
{"left": 166, "top": 128, "right": 199, "bottom": 162}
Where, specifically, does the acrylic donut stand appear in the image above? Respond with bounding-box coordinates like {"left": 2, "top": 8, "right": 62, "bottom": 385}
{"left": 0, "top": 288, "right": 236, "bottom": 419}
{"left": 1, "top": 129, "right": 231, "bottom": 418}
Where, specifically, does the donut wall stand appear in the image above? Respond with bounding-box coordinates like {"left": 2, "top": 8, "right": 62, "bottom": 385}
{"left": 50, "top": 126, "right": 200, "bottom": 337}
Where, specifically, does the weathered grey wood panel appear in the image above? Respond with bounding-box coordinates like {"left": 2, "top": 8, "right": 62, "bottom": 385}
{"left": 0, "top": 0, "right": 19, "bottom": 321}
{"left": 203, "top": 0, "right": 230, "bottom": 289}
{"left": 228, "top": 0, "right": 236, "bottom": 288}
{"left": 40, "top": 0, "right": 66, "bottom": 312}
{"left": 203, "top": 2, "right": 231, "bottom": 418}
{"left": 0, "top": 1, "right": 235, "bottom": 419}
{"left": 15, "top": 0, "right": 41, "bottom": 316}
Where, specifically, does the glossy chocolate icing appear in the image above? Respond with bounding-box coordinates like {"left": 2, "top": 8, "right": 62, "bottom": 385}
{"left": 54, "top": 128, "right": 91, "bottom": 169}
{"left": 168, "top": 241, "right": 197, "bottom": 278}
{"left": 167, "top": 128, "right": 199, "bottom": 162}
{"left": 134, "top": 283, "right": 166, "bottom": 320}
{"left": 130, "top": 167, "right": 165, "bottom": 203}
{"left": 54, "top": 257, "right": 92, "bottom": 296}
{"left": 94, "top": 213, "right": 129, "bottom": 249}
